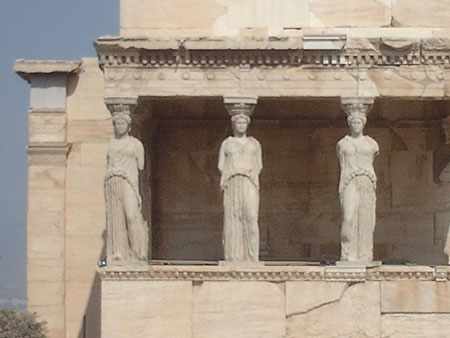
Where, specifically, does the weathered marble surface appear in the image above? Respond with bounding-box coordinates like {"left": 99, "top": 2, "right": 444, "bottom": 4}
{"left": 381, "top": 281, "right": 450, "bottom": 313}
{"left": 102, "top": 280, "right": 192, "bottom": 338}
{"left": 382, "top": 314, "right": 450, "bottom": 338}
{"left": 287, "top": 282, "right": 380, "bottom": 338}
{"left": 192, "top": 281, "right": 285, "bottom": 338}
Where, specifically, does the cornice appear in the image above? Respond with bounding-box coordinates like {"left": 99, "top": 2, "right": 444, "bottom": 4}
{"left": 94, "top": 37, "right": 450, "bottom": 69}
{"left": 99, "top": 265, "right": 450, "bottom": 282}
{"left": 14, "top": 60, "right": 81, "bottom": 82}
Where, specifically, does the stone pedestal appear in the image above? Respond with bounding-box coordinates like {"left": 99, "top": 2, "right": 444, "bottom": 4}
{"left": 100, "top": 265, "right": 450, "bottom": 338}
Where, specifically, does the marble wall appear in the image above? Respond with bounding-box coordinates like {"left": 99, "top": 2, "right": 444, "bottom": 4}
{"left": 100, "top": 265, "right": 450, "bottom": 338}
{"left": 120, "top": 0, "right": 450, "bottom": 38}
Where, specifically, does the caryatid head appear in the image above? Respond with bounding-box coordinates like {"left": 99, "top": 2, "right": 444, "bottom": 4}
{"left": 231, "top": 113, "right": 251, "bottom": 135}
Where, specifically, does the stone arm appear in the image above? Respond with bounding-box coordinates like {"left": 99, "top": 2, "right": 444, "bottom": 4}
{"left": 373, "top": 139, "right": 380, "bottom": 157}
{"left": 336, "top": 141, "right": 342, "bottom": 161}
{"left": 255, "top": 139, "right": 263, "bottom": 174}
{"left": 136, "top": 139, "right": 145, "bottom": 171}
{"left": 218, "top": 140, "right": 226, "bottom": 173}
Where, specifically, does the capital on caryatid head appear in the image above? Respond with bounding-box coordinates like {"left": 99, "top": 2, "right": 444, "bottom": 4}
{"left": 224, "top": 96, "right": 258, "bottom": 117}
{"left": 341, "top": 97, "right": 374, "bottom": 118}
{"left": 105, "top": 97, "right": 138, "bottom": 117}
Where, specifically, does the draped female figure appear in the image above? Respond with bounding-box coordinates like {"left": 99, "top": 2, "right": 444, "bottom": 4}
{"left": 105, "top": 114, "right": 148, "bottom": 264}
{"left": 337, "top": 112, "right": 378, "bottom": 262}
{"left": 218, "top": 114, "right": 262, "bottom": 262}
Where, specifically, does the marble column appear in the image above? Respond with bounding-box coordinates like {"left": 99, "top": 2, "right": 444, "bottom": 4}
{"left": 104, "top": 97, "right": 149, "bottom": 266}
{"left": 336, "top": 97, "right": 381, "bottom": 267}
{"left": 219, "top": 96, "right": 263, "bottom": 265}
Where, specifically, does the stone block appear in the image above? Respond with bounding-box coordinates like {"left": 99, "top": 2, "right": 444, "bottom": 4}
{"left": 158, "top": 184, "right": 221, "bottom": 214}
{"left": 262, "top": 183, "right": 309, "bottom": 213}
{"left": 28, "top": 304, "right": 65, "bottom": 338}
{"left": 434, "top": 212, "right": 450, "bottom": 243}
{"left": 28, "top": 211, "right": 64, "bottom": 237}
{"left": 153, "top": 228, "right": 222, "bottom": 261}
{"left": 28, "top": 188, "right": 65, "bottom": 212}
{"left": 80, "top": 143, "right": 108, "bottom": 167}
{"left": 192, "top": 281, "right": 285, "bottom": 338}
{"left": 298, "top": 212, "right": 341, "bottom": 245}
{"left": 28, "top": 234, "right": 64, "bottom": 259}
{"left": 66, "top": 282, "right": 100, "bottom": 338}
{"left": 28, "top": 282, "right": 64, "bottom": 306}
{"left": 67, "top": 120, "right": 113, "bottom": 143}
{"left": 382, "top": 314, "right": 450, "bottom": 338}
{"left": 381, "top": 281, "right": 450, "bottom": 313}
{"left": 66, "top": 58, "right": 109, "bottom": 121}
{"left": 28, "top": 258, "right": 64, "bottom": 283}
{"left": 286, "top": 281, "right": 346, "bottom": 314}
{"left": 392, "top": 0, "right": 450, "bottom": 27}
{"left": 262, "top": 152, "right": 311, "bottom": 184}
{"left": 120, "top": 0, "right": 225, "bottom": 32}
{"left": 66, "top": 211, "right": 106, "bottom": 237}
{"left": 390, "top": 151, "right": 440, "bottom": 210}
{"left": 66, "top": 236, "right": 104, "bottom": 283}
{"left": 66, "top": 167, "right": 106, "bottom": 212}
{"left": 228, "top": 0, "right": 309, "bottom": 29}
{"left": 30, "top": 74, "right": 67, "bottom": 110}
{"left": 347, "top": 27, "right": 434, "bottom": 39}
{"left": 29, "top": 112, "right": 66, "bottom": 143}
{"left": 286, "top": 281, "right": 380, "bottom": 338}
{"left": 309, "top": 183, "right": 340, "bottom": 213}
{"left": 391, "top": 243, "right": 443, "bottom": 265}
{"left": 375, "top": 212, "right": 434, "bottom": 245}
{"left": 157, "top": 151, "right": 220, "bottom": 184}
{"left": 102, "top": 280, "right": 192, "bottom": 338}
{"left": 28, "top": 166, "right": 65, "bottom": 190}
{"left": 310, "top": 0, "right": 391, "bottom": 28}
{"left": 368, "top": 68, "right": 445, "bottom": 98}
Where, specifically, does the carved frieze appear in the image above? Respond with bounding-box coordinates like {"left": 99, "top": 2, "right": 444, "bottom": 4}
{"left": 99, "top": 265, "right": 450, "bottom": 282}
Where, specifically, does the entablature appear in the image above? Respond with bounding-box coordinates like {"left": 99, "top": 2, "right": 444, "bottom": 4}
{"left": 95, "top": 36, "right": 450, "bottom": 69}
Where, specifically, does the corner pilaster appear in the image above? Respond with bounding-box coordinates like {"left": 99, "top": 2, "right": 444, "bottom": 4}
{"left": 15, "top": 60, "right": 80, "bottom": 338}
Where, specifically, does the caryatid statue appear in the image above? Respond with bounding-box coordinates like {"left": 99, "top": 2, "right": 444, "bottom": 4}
{"left": 104, "top": 100, "right": 148, "bottom": 265}
{"left": 336, "top": 98, "right": 379, "bottom": 263}
{"left": 218, "top": 98, "right": 262, "bottom": 262}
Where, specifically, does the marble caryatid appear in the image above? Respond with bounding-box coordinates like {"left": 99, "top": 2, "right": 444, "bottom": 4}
{"left": 218, "top": 113, "right": 263, "bottom": 262}
{"left": 337, "top": 103, "right": 379, "bottom": 263}
{"left": 104, "top": 113, "right": 148, "bottom": 265}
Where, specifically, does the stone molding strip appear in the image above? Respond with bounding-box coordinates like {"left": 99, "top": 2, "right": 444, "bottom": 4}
{"left": 100, "top": 265, "right": 450, "bottom": 282}
{"left": 26, "top": 143, "right": 71, "bottom": 166}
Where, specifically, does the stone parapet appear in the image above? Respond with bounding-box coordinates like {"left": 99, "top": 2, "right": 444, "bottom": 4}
{"left": 100, "top": 265, "right": 450, "bottom": 338}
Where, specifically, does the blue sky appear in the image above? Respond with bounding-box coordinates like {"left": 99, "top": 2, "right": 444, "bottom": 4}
{"left": 0, "top": 1, "right": 119, "bottom": 307}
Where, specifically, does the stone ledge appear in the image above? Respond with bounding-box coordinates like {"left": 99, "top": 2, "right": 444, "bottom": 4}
{"left": 14, "top": 59, "right": 81, "bottom": 82}
{"left": 99, "top": 265, "right": 450, "bottom": 282}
